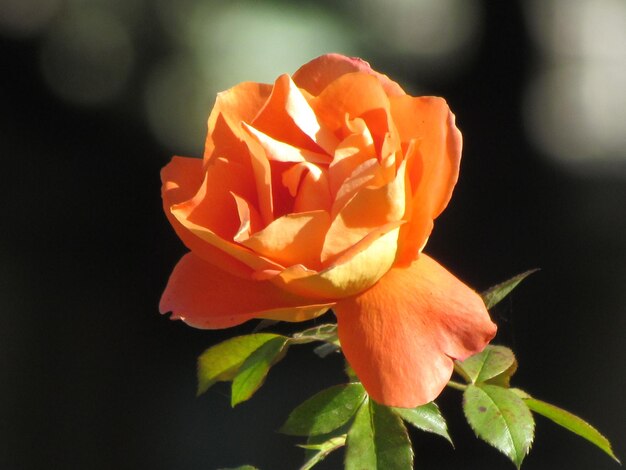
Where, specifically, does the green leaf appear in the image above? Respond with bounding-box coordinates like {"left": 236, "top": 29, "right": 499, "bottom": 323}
{"left": 391, "top": 402, "right": 453, "bottom": 444}
{"left": 520, "top": 395, "right": 620, "bottom": 463}
{"left": 463, "top": 384, "right": 535, "bottom": 468}
{"left": 197, "top": 333, "right": 284, "bottom": 396}
{"left": 297, "top": 435, "right": 347, "bottom": 470}
{"left": 455, "top": 345, "right": 518, "bottom": 387}
{"left": 345, "top": 398, "right": 413, "bottom": 470}
{"left": 231, "top": 336, "right": 289, "bottom": 407}
{"left": 280, "top": 383, "right": 366, "bottom": 436}
{"left": 481, "top": 269, "right": 539, "bottom": 310}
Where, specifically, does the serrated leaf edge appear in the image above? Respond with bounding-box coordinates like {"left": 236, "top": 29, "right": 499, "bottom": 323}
{"left": 279, "top": 383, "right": 366, "bottom": 437}
{"left": 464, "top": 385, "right": 535, "bottom": 469}
{"left": 391, "top": 403, "right": 453, "bottom": 445}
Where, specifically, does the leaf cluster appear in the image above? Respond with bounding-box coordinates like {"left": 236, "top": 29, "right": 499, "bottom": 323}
{"left": 197, "top": 270, "right": 619, "bottom": 469}
{"left": 197, "top": 324, "right": 339, "bottom": 407}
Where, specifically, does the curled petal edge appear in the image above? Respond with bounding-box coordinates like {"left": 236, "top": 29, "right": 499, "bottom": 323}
{"left": 160, "top": 253, "right": 335, "bottom": 329}
{"left": 259, "top": 223, "right": 403, "bottom": 300}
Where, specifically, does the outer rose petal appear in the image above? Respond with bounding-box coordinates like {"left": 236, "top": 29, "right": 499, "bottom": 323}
{"left": 161, "top": 157, "right": 253, "bottom": 279}
{"left": 293, "top": 53, "right": 405, "bottom": 98}
{"left": 334, "top": 254, "right": 497, "bottom": 408}
{"left": 166, "top": 157, "right": 284, "bottom": 275}
{"left": 391, "top": 96, "right": 463, "bottom": 265}
{"left": 172, "top": 156, "right": 254, "bottom": 238}
{"left": 160, "top": 253, "right": 335, "bottom": 328}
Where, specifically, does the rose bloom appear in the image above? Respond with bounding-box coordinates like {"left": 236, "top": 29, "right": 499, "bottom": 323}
{"left": 160, "top": 54, "right": 496, "bottom": 408}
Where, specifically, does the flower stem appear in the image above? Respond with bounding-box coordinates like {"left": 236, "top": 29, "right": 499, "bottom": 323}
{"left": 447, "top": 380, "right": 468, "bottom": 391}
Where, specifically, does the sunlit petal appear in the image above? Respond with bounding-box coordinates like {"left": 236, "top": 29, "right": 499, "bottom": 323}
{"left": 160, "top": 253, "right": 334, "bottom": 328}
{"left": 334, "top": 253, "right": 496, "bottom": 407}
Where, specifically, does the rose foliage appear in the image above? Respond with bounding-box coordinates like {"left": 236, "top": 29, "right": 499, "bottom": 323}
{"left": 196, "top": 273, "right": 619, "bottom": 469}
{"left": 160, "top": 53, "right": 497, "bottom": 407}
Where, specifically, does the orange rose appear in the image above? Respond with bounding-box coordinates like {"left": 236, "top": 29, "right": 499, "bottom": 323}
{"left": 160, "top": 54, "right": 496, "bottom": 407}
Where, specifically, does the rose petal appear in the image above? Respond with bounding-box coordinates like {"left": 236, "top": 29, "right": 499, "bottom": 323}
{"left": 203, "top": 82, "right": 276, "bottom": 225}
{"left": 265, "top": 223, "right": 402, "bottom": 300}
{"left": 240, "top": 210, "right": 330, "bottom": 270}
{"left": 390, "top": 96, "right": 463, "bottom": 264}
{"left": 172, "top": 157, "right": 255, "bottom": 238}
{"left": 282, "top": 162, "right": 332, "bottom": 213}
{"left": 357, "top": 107, "right": 398, "bottom": 159}
{"left": 292, "top": 53, "right": 405, "bottom": 98}
{"left": 333, "top": 253, "right": 497, "bottom": 408}
{"left": 169, "top": 157, "right": 283, "bottom": 274}
{"left": 170, "top": 211, "right": 283, "bottom": 274}
{"left": 322, "top": 160, "right": 406, "bottom": 262}
{"left": 161, "top": 156, "right": 203, "bottom": 204}
{"left": 243, "top": 122, "right": 331, "bottom": 164}
{"left": 160, "top": 253, "right": 335, "bottom": 328}
{"left": 161, "top": 156, "right": 253, "bottom": 278}
{"left": 204, "top": 81, "right": 273, "bottom": 163}
{"left": 311, "top": 72, "right": 392, "bottom": 135}
{"left": 328, "top": 117, "right": 375, "bottom": 198}
{"left": 246, "top": 137, "right": 275, "bottom": 225}
{"left": 252, "top": 74, "right": 338, "bottom": 154}
{"left": 231, "top": 192, "right": 263, "bottom": 243}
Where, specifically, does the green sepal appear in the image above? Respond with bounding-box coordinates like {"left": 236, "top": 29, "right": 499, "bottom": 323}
{"left": 510, "top": 389, "right": 620, "bottom": 463}
{"left": 455, "top": 345, "right": 518, "bottom": 387}
{"left": 197, "top": 333, "right": 285, "bottom": 396}
{"left": 391, "top": 402, "right": 453, "bottom": 445}
{"left": 297, "top": 435, "right": 347, "bottom": 470}
{"left": 481, "top": 269, "right": 539, "bottom": 309}
{"left": 280, "top": 383, "right": 366, "bottom": 436}
{"left": 231, "top": 336, "right": 289, "bottom": 407}
{"left": 463, "top": 384, "right": 535, "bottom": 468}
{"left": 345, "top": 398, "right": 413, "bottom": 470}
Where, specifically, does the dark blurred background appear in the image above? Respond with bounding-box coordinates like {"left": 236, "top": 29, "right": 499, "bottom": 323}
{"left": 2, "top": 0, "right": 625, "bottom": 469}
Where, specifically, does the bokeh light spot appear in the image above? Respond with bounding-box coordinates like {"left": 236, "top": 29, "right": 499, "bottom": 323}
{"left": 144, "top": 56, "right": 212, "bottom": 157}
{"left": 525, "top": 65, "right": 626, "bottom": 167}
{"left": 524, "top": 0, "right": 626, "bottom": 172}
{"left": 0, "top": 0, "right": 61, "bottom": 38}
{"left": 39, "top": 7, "right": 134, "bottom": 106}
{"left": 147, "top": 1, "right": 355, "bottom": 153}
{"left": 354, "top": 0, "right": 482, "bottom": 74}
